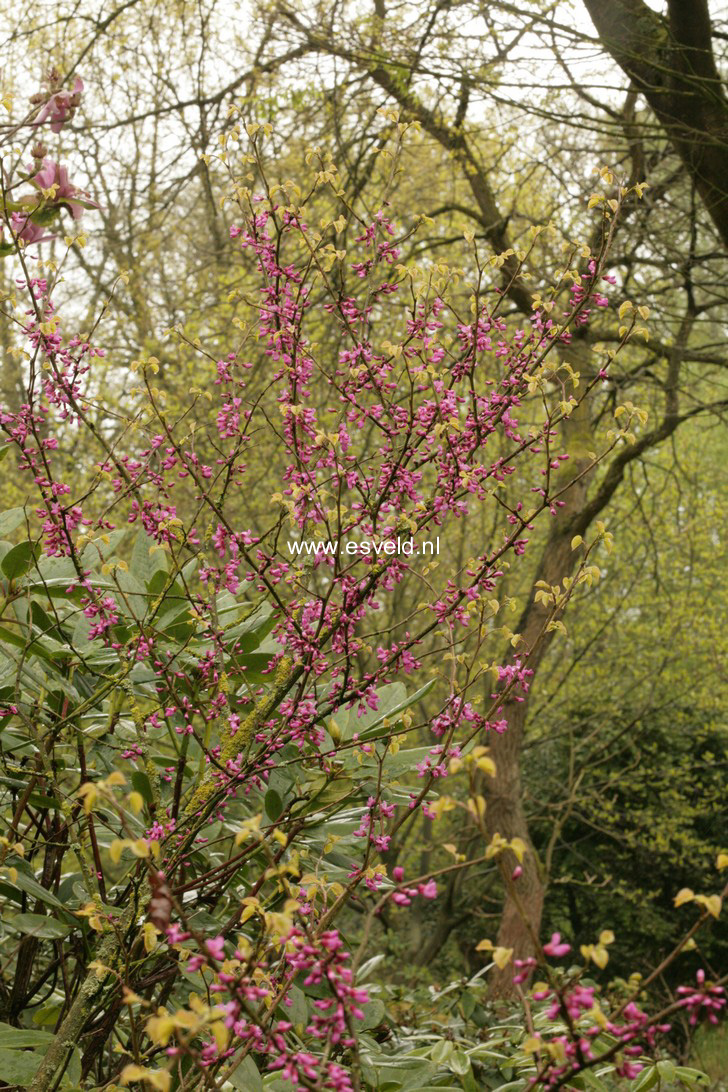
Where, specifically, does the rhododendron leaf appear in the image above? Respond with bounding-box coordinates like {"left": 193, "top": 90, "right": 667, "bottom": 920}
{"left": 447, "top": 1048, "right": 471, "bottom": 1076}
{"left": 28, "top": 792, "right": 61, "bottom": 811}
{"left": 584, "top": 1074, "right": 612, "bottom": 1091}
{"left": 359, "top": 998, "right": 386, "bottom": 1030}
{"left": 146, "top": 569, "right": 179, "bottom": 598}
{"left": 227, "top": 1053, "right": 263, "bottom": 1091}
{"left": 130, "top": 529, "right": 167, "bottom": 587}
{"left": 223, "top": 601, "right": 275, "bottom": 651}
{"left": 371, "top": 1058, "right": 438, "bottom": 1088}
{"left": 631, "top": 1066, "right": 659, "bottom": 1091}
{"left": 11, "top": 913, "right": 71, "bottom": 939}
{"left": 1, "top": 541, "right": 38, "bottom": 581}
{"left": 430, "top": 1039, "right": 453, "bottom": 1063}
{"left": 4, "top": 865, "right": 67, "bottom": 912}
{"left": 160, "top": 611, "right": 195, "bottom": 641}
{"left": 383, "top": 745, "right": 434, "bottom": 775}
{"left": 130, "top": 771, "right": 154, "bottom": 806}
{"left": 29, "top": 600, "right": 56, "bottom": 636}
{"left": 264, "top": 788, "right": 283, "bottom": 821}
{"left": 279, "top": 983, "right": 308, "bottom": 1026}
{"left": 225, "top": 652, "right": 276, "bottom": 684}
{"left": 0, "top": 626, "right": 34, "bottom": 654}
{"left": 673, "top": 1067, "right": 711, "bottom": 1085}
{"left": 487, "top": 1082, "right": 528, "bottom": 1091}
{"left": 0, "top": 1049, "right": 46, "bottom": 1084}
{"left": 357, "top": 679, "right": 435, "bottom": 738}
{"left": 307, "top": 777, "right": 354, "bottom": 810}
{"left": 0, "top": 1023, "right": 55, "bottom": 1049}
{"left": 24, "top": 575, "right": 82, "bottom": 602}
{"left": 0, "top": 508, "right": 26, "bottom": 537}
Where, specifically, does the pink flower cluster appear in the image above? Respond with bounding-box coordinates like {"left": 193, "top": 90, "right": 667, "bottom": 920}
{"left": 390, "top": 866, "right": 438, "bottom": 906}
{"left": 676, "top": 970, "right": 726, "bottom": 1026}
{"left": 180, "top": 924, "right": 370, "bottom": 1092}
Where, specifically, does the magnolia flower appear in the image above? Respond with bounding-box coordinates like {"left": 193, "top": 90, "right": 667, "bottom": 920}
{"left": 24, "top": 158, "right": 99, "bottom": 220}
{"left": 10, "top": 212, "right": 55, "bottom": 245}
{"left": 35, "top": 76, "right": 83, "bottom": 133}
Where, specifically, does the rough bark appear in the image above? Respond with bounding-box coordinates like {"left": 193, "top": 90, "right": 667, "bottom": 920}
{"left": 582, "top": 0, "right": 728, "bottom": 249}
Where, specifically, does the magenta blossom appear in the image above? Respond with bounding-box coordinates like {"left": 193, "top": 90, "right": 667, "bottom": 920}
{"left": 205, "top": 935, "right": 226, "bottom": 961}
{"left": 35, "top": 77, "right": 83, "bottom": 133}
{"left": 24, "top": 159, "right": 99, "bottom": 220}
{"left": 676, "top": 969, "right": 726, "bottom": 1026}
{"left": 543, "top": 932, "right": 571, "bottom": 958}
{"left": 10, "top": 212, "right": 55, "bottom": 245}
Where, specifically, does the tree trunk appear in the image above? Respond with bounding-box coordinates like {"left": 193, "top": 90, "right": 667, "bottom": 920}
{"left": 483, "top": 350, "right": 595, "bottom": 997}
{"left": 582, "top": 0, "right": 728, "bottom": 251}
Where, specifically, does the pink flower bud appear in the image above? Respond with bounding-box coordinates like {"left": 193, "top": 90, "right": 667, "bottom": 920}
{"left": 543, "top": 932, "right": 571, "bottom": 958}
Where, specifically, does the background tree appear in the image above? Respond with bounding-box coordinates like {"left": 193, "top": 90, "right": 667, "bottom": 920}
{"left": 0, "top": 0, "right": 726, "bottom": 1054}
